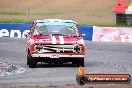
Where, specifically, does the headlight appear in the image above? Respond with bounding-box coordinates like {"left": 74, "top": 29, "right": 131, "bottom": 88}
{"left": 74, "top": 45, "right": 82, "bottom": 53}
{"left": 35, "top": 44, "right": 43, "bottom": 51}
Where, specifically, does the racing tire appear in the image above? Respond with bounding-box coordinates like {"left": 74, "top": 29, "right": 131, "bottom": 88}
{"left": 28, "top": 54, "right": 37, "bottom": 68}
{"left": 27, "top": 54, "right": 29, "bottom": 65}
{"left": 76, "top": 59, "right": 84, "bottom": 67}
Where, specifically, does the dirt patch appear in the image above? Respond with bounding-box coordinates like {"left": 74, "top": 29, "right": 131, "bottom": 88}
{"left": 0, "top": 0, "right": 130, "bottom": 24}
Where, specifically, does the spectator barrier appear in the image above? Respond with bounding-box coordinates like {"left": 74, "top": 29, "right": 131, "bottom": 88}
{"left": 93, "top": 26, "right": 132, "bottom": 43}
{"left": 0, "top": 23, "right": 93, "bottom": 41}
{"left": 0, "top": 23, "right": 132, "bottom": 43}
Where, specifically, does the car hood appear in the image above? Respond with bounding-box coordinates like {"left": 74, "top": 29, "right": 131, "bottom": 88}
{"left": 32, "top": 35, "right": 84, "bottom": 45}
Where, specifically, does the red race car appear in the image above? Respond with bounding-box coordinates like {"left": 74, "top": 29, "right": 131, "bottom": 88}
{"left": 25, "top": 19, "right": 85, "bottom": 68}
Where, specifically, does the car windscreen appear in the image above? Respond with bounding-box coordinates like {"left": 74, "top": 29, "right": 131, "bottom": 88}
{"left": 33, "top": 22, "right": 79, "bottom": 36}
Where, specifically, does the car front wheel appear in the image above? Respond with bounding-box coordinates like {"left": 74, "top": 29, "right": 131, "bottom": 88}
{"left": 73, "top": 58, "right": 84, "bottom": 67}
{"left": 28, "top": 54, "right": 37, "bottom": 68}
{"left": 27, "top": 54, "right": 29, "bottom": 65}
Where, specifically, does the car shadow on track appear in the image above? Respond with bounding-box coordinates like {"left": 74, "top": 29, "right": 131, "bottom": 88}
{"left": 36, "top": 63, "right": 78, "bottom": 68}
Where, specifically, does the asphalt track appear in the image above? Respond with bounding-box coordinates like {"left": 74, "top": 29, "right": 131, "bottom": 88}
{"left": 0, "top": 37, "right": 132, "bottom": 85}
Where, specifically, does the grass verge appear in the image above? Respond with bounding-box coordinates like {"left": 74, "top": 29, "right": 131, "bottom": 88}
{"left": 0, "top": 20, "right": 132, "bottom": 27}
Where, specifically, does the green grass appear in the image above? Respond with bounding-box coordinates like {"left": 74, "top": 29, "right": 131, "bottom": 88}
{"left": 81, "top": 23, "right": 132, "bottom": 27}
{"left": 0, "top": 11, "right": 26, "bottom": 15}
{"left": 0, "top": 20, "right": 31, "bottom": 24}
{"left": 85, "top": 13, "right": 104, "bottom": 18}
{"left": 0, "top": 20, "right": 132, "bottom": 27}
{"left": 34, "top": 12, "right": 62, "bottom": 16}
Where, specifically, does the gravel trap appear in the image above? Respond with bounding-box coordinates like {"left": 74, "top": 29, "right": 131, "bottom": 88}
{"left": 0, "top": 62, "right": 26, "bottom": 77}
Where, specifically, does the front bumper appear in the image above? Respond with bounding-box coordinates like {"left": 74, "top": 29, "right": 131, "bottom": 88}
{"left": 31, "top": 54, "right": 85, "bottom": 58}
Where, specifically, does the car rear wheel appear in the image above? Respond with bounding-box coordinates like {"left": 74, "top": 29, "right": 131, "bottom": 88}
{"left": 28, "top": 54, "right": 37, "bottom": 68}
